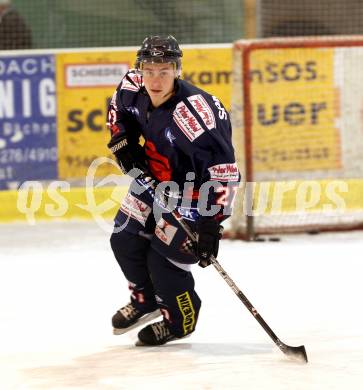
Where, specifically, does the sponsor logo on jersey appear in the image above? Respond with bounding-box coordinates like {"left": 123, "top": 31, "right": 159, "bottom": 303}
{"left": 120, "top": 193, "right": 152, "bottom": 226}
{"left": 176, "top": 206, "right": 199, "bottom": 221}
{"left": 120, "top": 71, "right": 142, "bottom": 92}
{"left": 187, "top": 94, "right": 216, "bottom": 130}
{"left": 176, "top": 291, "right": 196, "bottom": 335}
{"left": 155, "top": 218, "right": 178, "bottom": 245}
{"left": 208, "top": 163, "right": 239, "bottom": 182}
{"left": 164, "top": 127, "right": 176, "bottom": 146}
{"left": 173, "top": 102, "right": 205, "bottom": 142}
{"left": 212, "top": 96, "right": 228, "bottom": 120}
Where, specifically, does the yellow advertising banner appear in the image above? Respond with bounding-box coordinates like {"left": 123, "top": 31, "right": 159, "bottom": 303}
{"left": 182, "top": 47, "right": 232, "bottom": 110}
{"left": 56, "top": 50, "right": 134, "bottom": 179}
{"left": 250, "top": 48, "right": 341, "bottom": 173}
{"left": 56, "top": 46, "right": 232, "bottom": 180}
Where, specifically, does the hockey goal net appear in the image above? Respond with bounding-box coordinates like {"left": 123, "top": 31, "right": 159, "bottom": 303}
{"left": 229, "top": 36, "right": 363, "bottom": 240}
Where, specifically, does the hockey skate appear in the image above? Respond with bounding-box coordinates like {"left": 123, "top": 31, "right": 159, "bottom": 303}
{"left": 112, "top": 303, "right": 160, "bottom": 335}
{"left": 136, "top": 320, "right": 178, "bottom": 346}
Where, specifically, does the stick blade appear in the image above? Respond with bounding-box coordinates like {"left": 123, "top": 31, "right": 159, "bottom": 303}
{"left": 283, "top": 344, "right": 308, "bottom": 363}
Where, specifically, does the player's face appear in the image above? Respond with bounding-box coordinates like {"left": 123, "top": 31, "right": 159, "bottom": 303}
{"left": 141, "top": 62, "right": 176, "bottom": 107}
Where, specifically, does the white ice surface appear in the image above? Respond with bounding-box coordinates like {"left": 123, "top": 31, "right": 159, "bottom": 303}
{"left": 0, "top": 221, "right": 362, "bottom": 390}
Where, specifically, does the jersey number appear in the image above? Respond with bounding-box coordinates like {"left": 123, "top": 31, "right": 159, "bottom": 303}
{"left": 216, "top": 185, "right": 238, "bottom": 207}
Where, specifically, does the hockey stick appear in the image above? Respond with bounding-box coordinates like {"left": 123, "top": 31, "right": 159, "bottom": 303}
{"left": 135, "top": 171, "right": 308, "bottom": 363}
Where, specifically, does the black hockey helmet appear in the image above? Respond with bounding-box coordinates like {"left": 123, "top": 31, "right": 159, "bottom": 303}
{"left": 135, "top": 35, "right": 183, "bottom": 75}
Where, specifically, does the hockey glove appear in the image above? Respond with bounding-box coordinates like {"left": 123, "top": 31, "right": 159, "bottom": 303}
{"left": 196, "top": 217, "right": 224, "bottom": 268}
{"left": 108, "top": 134, "right": 147, "bottom": 175}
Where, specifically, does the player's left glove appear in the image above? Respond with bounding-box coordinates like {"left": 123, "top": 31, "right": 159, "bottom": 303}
{"left": 108, "top": 133, "right": 147, "bottom": 175}
{"left": 196, "top": 216, "right": 224, "bottom": 268}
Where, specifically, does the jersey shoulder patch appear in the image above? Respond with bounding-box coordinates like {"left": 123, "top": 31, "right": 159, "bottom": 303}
{"left": 187, "top": 94, "right": 216, "bottom": 130}
{"left": 120, "top": 70, "right": 143, "bottom": 92}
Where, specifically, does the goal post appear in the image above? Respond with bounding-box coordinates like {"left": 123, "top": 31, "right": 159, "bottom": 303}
{"left": 229, "top": 36, "right": 363, "bottom": 240}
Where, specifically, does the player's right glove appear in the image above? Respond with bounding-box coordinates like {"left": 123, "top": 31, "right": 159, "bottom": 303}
{"left": 108, "top": 133, "right": 147, "bottom": 175}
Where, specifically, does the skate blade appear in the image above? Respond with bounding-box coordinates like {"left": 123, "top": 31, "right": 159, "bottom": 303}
{"left": 135, "top": 337, "right": 176, "bottom": 347}
{"left": 113, "top": 310, "right": 161, "bottom": 335}
{"left": 135, "top": 333, "right": 190, "bottom": 346}
{"left": 135, "top": 339, "right": 150, "bottom": 346}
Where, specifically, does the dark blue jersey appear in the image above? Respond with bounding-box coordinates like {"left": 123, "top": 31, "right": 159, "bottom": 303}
{"left": 107, "top": 70, "right": 240, "bottom": 219}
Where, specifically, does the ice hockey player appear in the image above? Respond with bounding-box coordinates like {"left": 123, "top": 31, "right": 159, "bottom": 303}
{"left": 107, "top": 35, "right": 240, "bottom": 346}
